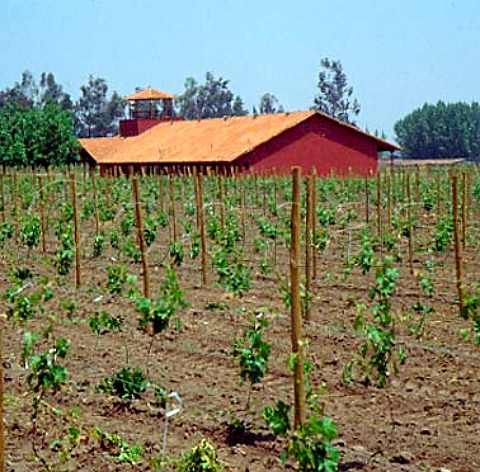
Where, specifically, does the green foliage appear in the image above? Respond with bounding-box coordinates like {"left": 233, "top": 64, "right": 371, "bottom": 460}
{"left": 0, "top": 101, "right": 79, "bottom": 167}
{"left": 460, "top": 288, "right": 480, "bottom": 344}
{"left": 231, "top": 313, "right": 270, "bottom": 386}
{"left": 170, "top": 241, "right": 185, "bottom": 266}
{"left": 354, "top": 229, "right": 374, "bottom": 274}
{"left": 91, "top": 427, "right": 143, "bottom": 465}
{"left": 21, "top": 215, "right": 41, "bottom": 248}
{"left": 93, "top": 232, "right": 105, "bottom": 257}
{"left": 96, "top": 366, "right": 147, "bottom": 400}
{"left": 22, "top": 331, "right": 70, "bottom": 394}
{"left": 261, "top": 400, "right": 291, "bottom": 436}
{"left": 107, "top": 265, "right": 127, "bottom": 294}
{"left": 74, "top": 75, "right": 125, "bottom": 138}
{"left": 176, "top": 438, "right": 224, "bottom": 472}
{"left": 55, "top": 227, "right": 75, "bottom": 276}
{"left": 287, "top": 415, "right": 340, "bottom": 472}
{"left": 136, "top": 265, "right": 188, "bottom": 334}
{"left": 0, "top": 221, "right": 14, "bottom": 242}
{"left": 144, "top": 217, "right": 157, "bottom": 246}
{"left": 176, "top": 72, "right": 247, "bottom": 120}
{"left": 433, "top": 216, "right": 453, "bottom": 252}
{"left": 89, "top": 310, "right": 123, "bottom": 335}
{"left": 394, "top": 101, "right": 480, "bottom": 160}
{"left": 345, "top": 257, "right": 406, "bottom": 387}
{"left": 313, "top": 57, "right": 360, "bottom": 125}
{"left": 257, "top": 93, "right": 284, "bottom": 114}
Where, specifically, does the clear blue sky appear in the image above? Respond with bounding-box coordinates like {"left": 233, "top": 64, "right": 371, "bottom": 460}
{"left": 2, "top": 0, "right": 479, "bottom": 141}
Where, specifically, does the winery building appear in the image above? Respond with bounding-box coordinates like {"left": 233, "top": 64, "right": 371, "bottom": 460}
{"left": 80, "top": 88, "right": 399, "bottom": 176}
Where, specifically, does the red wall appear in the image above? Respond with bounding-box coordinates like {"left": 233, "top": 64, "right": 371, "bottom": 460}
{"left": 119, "top": 118, "right": 183, "bottom": 137}
{"left": 236, "top": 115, "right": 378, "bottom": 176}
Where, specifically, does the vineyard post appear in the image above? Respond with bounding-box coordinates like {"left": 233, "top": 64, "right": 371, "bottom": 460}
{"left": 0, "top": 315, "right": 4, "bottom": 472}
{"left": 376, "top": 171, "right": 382, "bottom": 239}
{"left": 262, "top": 178, "right": 268, "bottom": 216}
{"left": 0, "top": 170, "right": 4, "bottom": 224}
{"left": 38, "top": 176, "right": 47, "bottom": 254}
{"left": 218, "top": 174, "right": 225, "bottom": 231}
{"left": 92, "top": 168, "right": 100, "bottom": 235}
{"left": 452, "top": 175, "right": 464, "bottom": 316}
{"left": 415, "top": 165, "right": 420, "bottom": 218}
{"left": 196, "top": 173, "right": 208, "bottom": 286}
{"left": 406, "top": 173, "right": 414, "bottom": 275}
{"left": 132, "top": 177, "right": 150, "bottom": 298}
{"left": 290, "top": 167, "right": 306, "bottom": 429}
{"left": 241, "top": 176, "right": 247, "bottom": 245}
{"left": 82, "top": 163, "right": 87, "bottom": 198}
{"left": 436, "top": 171, "right": 442, "bottom": 219}
{"left": 311, "top": 168, "right": 318, "bottom": 281}
{"left": 461, "top": 172, "right": 467, "bottom": 249}
{"left": 386, "top": 174, "right": 392, "bottom": 229}
{"left": 12, "top": 174, "right": 19, "bottom": 248}
{"left": 305, "top": 173, "right": 313, "bottom": 322}
{"left": 364, "top": 175, "right": 370, "bottom": 224}
{"left": 70, "top": 175, "right": 81, "bottom": 288}
{"left": 159, "top": 174, "right": 165, "bottom": 213}
{"left": 193, "top": 169, "right": 200, "bottom": 230}
{"left": 169, "top": 175, "right": 178, "bottom": 244}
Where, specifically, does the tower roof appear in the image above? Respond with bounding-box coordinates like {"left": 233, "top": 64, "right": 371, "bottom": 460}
{"left": 124, "top": 87, "right": 176, "bottom": 101}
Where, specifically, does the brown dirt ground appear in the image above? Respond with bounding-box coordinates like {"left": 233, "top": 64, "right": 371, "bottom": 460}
{"left": 2, "top": 199, "right": 480, "bottom": 472}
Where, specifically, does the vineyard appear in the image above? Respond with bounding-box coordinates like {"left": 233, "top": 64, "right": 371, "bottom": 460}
{"left": 1, "top": 164, "right": 479, "bottom": 471}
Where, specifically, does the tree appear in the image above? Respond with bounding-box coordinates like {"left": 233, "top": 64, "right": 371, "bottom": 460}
{"left": 257, "top": 93, "right": 284, "bottom": 114}
{"left": 394, "top": 101, "right": 480, "bottom": 160}
{"left": 74, "top": 76, "right": 124, "bottom": 138}
{"left": 0, "top": 70, "right": 73, "bottom": 112}
{"left": 312, "top": 58, "right": 360, "bottom": 125}
{"left": 0, "top": 101, "right": 79, "bottom": 167}
{"left": 0, "top": 70, "right": 38, "bottom": 109}
{"left": 39, "top": 72, "right": 72, "bottom": 110}
{"left": 176, "top": 72, "right": 247, "bottom": 119}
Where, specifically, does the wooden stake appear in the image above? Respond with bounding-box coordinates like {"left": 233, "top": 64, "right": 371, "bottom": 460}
{"left": 218, "top": 175, "right": 225, "bottom": 231}
{"left": 406, "top": 173, "right": 414, "bottom": 275}
{"left": 169, "top": 176, "right": 178, "bottom": 244}
{"left": 290, "top": 167, "right": 306, "bottom": 429}
{"left": 0, "top": 315, "right": 4, "bottom": 472}
{"left": 461, "top": 172, "right": 466, "bottom": 249}
{"left": 12, "top": 174, "right": 19, "bottom": 247}
{"left": 92, "top": 169, "right": 100, "bottom": 235}
{"left": 376, "top": 171, "right": 382, "bottom": 239}
{"left": 197, "top": 173, "right": 208, "bottom": 286}
{"left": 452, "top": 175, "right": 464, "bottom": 317}
{"left": 70, "top": 175, "right": 81, "bottom": 288}
{"left": 386, "top": 175, "right": 392, "bottom": 229}
{"left": 305, "top": 174, "right": 313, "bottom": 321}
{"left": 132, "top": 177, "right": 150, "bottom": 298}
{"left": 0, "top": 171, "right": 4, "bottom": 224}
{"left": 311, "top": 169, "right": 318, "bottom": 281}
{"left": 38, "top": 176, "right": 47, "bottom": 254}
{"left": 415, "top": 166, "right": 420, "bottom": 216}
{"left": 436, "top": 171, "right": 442, "bottom": 218}
{"left": 365, "top": 175, "right": 370, "bottom": 224}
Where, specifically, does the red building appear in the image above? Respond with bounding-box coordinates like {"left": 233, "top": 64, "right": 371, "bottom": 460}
{"left": 80, "top": 88, "right": 399, "bottom": 176}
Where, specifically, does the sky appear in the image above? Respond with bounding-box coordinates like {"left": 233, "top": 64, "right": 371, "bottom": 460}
{"left": 2, "top": 0, "right": 480, "bottom": 141}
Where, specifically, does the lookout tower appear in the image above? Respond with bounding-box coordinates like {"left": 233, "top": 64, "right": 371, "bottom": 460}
{"left": 119, "top": 87, "right": 182, "bottom": 137}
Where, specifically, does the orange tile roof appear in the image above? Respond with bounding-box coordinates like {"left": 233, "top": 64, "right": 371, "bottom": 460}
{"left": 79, "top": 136, "right": 124, "bottom": 160}
{"left": 80, "top": 111, "right": 399, "bottom": 165}
{"left": 124, "top": 88, "right": 176, "bottom": 101}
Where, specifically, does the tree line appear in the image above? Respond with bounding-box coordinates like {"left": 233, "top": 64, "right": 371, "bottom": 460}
{"left": 1, "top": 62, "right": 478, "bottom": 167}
